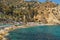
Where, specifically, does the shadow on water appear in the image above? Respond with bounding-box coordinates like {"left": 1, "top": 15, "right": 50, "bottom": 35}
{"left": 6, "top": 25, "right": 60, "bottom": 40}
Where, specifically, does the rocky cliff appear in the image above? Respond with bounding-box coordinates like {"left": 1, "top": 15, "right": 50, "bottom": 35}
{"left": 0, "top": 0, "right": 60, "bottom": 24}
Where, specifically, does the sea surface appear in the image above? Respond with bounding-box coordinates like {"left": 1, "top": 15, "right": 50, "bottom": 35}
{"left": 6, "top": 25, "right": 60, "bottom": 40}
{"left": 0, "top": 24, "right": 13, "bottom": 29}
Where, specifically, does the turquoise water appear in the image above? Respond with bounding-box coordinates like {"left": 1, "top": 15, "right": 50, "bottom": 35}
{"left": 0, "top": 24, "right": 13, "bottom": 27}
{"left": 0, "top": 24, "right": 13, "bottom": 29}
{"left": 7, "top": 25, "right": 60, "bottom": 40}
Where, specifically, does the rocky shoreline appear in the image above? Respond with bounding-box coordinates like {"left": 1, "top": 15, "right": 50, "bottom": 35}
{"left": 0, "top": 23, "right": 59, "bottom": 40}
{"left": 0, "top": 25, "right": 26, "bottom": 40}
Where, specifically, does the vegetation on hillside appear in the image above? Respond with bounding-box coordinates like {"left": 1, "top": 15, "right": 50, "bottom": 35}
{"left": 0, "top": 0, "right": 58, "bottom": 24}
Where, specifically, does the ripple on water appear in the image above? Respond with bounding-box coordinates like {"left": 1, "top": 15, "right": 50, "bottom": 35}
{"left": 6, "top": 25, "right": 60, "bottom": 40}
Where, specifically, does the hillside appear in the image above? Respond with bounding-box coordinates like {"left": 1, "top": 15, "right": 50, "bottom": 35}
{"left": 0, "top": 0, "right": 60, "bottom": 24}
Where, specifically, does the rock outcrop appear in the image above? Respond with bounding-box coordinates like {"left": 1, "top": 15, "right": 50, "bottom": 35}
{"left": 34, "top": 5, "right": 60, "bottom": 24}
{"left": 0, "top": 0, "right": 60, "bottom": 24}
